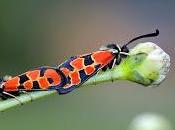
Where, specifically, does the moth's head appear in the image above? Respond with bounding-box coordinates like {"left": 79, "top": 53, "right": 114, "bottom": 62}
{"left": 100, "top": 43, "right": 129, "bottom": 58}
{"left": 100, "top": 29, "right": 159, "bottom": 58}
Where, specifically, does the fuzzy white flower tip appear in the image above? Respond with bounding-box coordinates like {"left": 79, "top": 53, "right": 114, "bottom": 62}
{"left": 128, "top": 113, "right": 173, "bottom": 130}
{"left": 130, "top": 42, "right": 171, "bottom": 86}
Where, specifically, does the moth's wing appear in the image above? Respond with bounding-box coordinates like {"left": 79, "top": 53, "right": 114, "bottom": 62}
{"left": 56, "top": 52, "right": 114, "bottom": 94}
{"left": 17, "top": 66, "right": 68, "bottom": 91}
{"left": 56, "top": 64, "right": 101, "bottom": 94}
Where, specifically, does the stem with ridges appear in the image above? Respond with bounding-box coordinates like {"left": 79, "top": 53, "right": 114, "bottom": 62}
{"left": 0, "top": 67, "right": 125, "bottom": 112}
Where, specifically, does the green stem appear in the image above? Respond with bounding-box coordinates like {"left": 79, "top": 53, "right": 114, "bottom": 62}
{"left": 0, "top": 67, "right": 124, "bottom": 112}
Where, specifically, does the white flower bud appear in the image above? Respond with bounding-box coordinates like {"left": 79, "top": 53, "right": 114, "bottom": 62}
{"left": 120, "top": 42, "right": 171, "bottom": 86}
{"left": 131, "top": 42, "right": 170, "bottom": 86}
{"left": 128, "top": 113, "right": 173, "bottom": 130}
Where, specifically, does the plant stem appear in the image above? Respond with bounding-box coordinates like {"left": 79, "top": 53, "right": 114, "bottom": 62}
{"left": 0, "top": 68, "right": 124, "bottom": 112}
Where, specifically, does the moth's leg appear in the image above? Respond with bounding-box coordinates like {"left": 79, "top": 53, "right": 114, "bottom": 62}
{"left": 0, "top": 93, "right": 8, "bottom": 100}
{"left": 108, "top": 59, "right": 116, "bottom": 69}
{"left": 101, "top": 65, "right": 108, "bottom": 71}
{"left": 2, "top": 91, "right": 23, "bottom": 105}
{"left": 115, "top": 55, "right": 121, "bottom": 65}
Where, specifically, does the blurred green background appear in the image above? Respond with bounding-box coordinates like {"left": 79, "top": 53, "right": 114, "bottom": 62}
{"left": 0, "top": 1, "right": 174, "bottom": 130}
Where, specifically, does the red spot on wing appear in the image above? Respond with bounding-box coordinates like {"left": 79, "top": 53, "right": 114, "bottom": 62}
{"left": 60, "top": 67, "right": 70, "bottom": 76}
{"left": 85, "top": 66, "right": 95, "bottom": 75}
{"left": 26, "top": 70, "right": 40, "bottom": 80}
{"left": 70, "top": 58, "right": 84, "bottom": 70}
{"left": 69, "top": 71, "right": 81, "bottom": 85}
{"left": 4, "top": 77, "right": 20, "bottom": 91}
{"left": 23, "top": 81, "right": 33, "bottom": 90}
{"left": 44, "top": 69, "right": 61, "bottom": 86}
{"left": 38, "top": 77, "right": 50, "bottom": 89}
{"left": 92, "top": 51, "right": 114, "bottom": 65}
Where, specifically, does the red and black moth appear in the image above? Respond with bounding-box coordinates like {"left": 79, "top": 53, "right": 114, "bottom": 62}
{"left": 0, "top": 30, "right": 159, "bottom": 101}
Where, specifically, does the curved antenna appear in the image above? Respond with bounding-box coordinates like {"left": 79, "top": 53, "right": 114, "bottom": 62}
{"left": 125, "top": 29, "right": 159, "bottom": 46}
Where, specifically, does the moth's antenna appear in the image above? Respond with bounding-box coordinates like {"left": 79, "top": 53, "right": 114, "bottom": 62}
{"left": 125, "top": 29, "right": 159, "bottom": 46}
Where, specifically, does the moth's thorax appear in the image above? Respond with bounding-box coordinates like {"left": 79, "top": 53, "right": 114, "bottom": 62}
{"left": 91, "top": 50, "right": 115, "bottom": 66}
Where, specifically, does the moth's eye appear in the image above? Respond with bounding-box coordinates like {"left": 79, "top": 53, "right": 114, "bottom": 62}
{"left": 106, "top": 44, "right": 117, "bottom": 49}
{"left": 121, "top": 46, "right": 129, "bottom": 53}
{"left": 111, "top": 49, "right": 118, "bottom": 54}
{"left": 100, "top": 43, "right": 119, "bottom": 50}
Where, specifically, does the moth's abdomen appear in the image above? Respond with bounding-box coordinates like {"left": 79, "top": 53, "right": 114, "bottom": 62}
{"left": 3, "top": 67, "right": 65, "bottom": 92}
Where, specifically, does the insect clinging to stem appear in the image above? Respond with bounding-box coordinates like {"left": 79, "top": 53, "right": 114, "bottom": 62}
{"left": 0, "top": 29, "right": 159, "bottom": 103}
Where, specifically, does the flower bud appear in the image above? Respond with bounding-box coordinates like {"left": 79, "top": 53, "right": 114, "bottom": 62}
{"left": 119, "top": 42, "right": 170, "bottom": 86}
{"left": 128, "top": 113, "right": 173, "bottom": 130}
